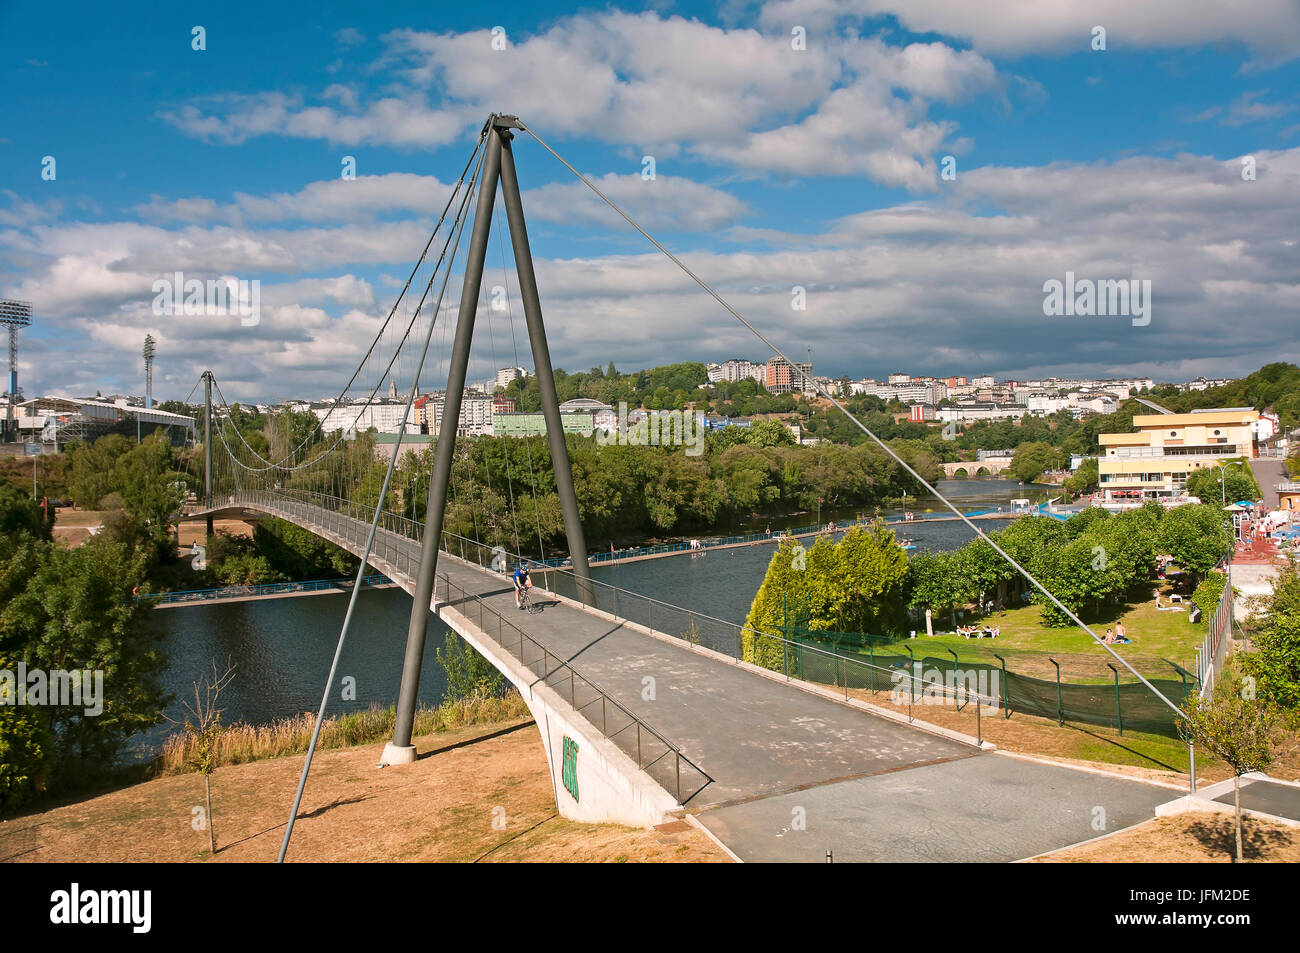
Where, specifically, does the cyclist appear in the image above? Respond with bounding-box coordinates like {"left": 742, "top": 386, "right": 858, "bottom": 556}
{"left": 513, "top": 562, "right": 533, "bottom": 610}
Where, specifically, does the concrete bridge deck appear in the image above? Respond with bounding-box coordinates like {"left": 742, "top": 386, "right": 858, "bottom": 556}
{"left": 189, "top": 492, "right": 1175, "bottom": 861}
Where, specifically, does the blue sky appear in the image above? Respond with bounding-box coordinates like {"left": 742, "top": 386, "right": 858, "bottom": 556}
{"left": 2, "top": 1, "right": 1298, "bottom": 403}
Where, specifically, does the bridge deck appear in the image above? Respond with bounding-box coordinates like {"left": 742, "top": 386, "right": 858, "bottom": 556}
{"left": 203, "top": 495, "right": 1174, "bottom": 861}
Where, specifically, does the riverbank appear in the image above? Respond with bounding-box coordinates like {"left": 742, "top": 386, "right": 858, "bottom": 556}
{"left": 1, "top": 717, "right": 728, "bottom": 863}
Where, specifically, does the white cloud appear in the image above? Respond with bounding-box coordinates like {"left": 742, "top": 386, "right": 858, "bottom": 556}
{"left": 757, "top": 0, "right": 1300, "bottom": 60}
{"left": 158, "top": 13, "right": 1000, "bottom": 188}
{"left": 523, "top": 173, "right": 749, "bottom": 231}
{"left": 137, "top": 173, "right": 461, "bottom": 225}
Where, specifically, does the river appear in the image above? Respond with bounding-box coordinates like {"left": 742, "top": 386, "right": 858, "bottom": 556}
{"left": 134, "top": 478, "right": 1040, "bottom": 756}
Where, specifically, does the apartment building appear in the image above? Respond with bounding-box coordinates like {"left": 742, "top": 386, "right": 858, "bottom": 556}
{"left": 707, "top": 359, "right": 767, "bottom": 384}
{"left": 496, "top": 366, "right": 528, "bottom": 390}
{"left": 765, "top": 358, "right": 813, "bottom": 394}
{"left": 1097, "top": 407, "right": 1258, "bottom": 502}
{"left": 430, "top": 393, "right": 495, "bottom": 437}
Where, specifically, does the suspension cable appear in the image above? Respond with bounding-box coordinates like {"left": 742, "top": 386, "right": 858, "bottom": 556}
{"left": 279, "top": 135, "right": 485, "bottom": 861}
{"left": 215, "top": 132, "right": 488, "bottom": 471}
{"left": 518, "top": 119, "right": 1182, "bottom": 718}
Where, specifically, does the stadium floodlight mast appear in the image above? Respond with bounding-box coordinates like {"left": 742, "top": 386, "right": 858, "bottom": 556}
{"left": 143, "top": 334, "right": 156, "bottom": 409}
{"left": 0, "top": 300, "right": 33, "bottom": 443}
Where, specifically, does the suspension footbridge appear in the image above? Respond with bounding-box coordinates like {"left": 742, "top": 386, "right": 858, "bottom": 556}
{"left": 161, "top": 114, "right": 1186, "bottom": 861}
{"left": 185, "top": 490, "right": 1172, "bottom": 860}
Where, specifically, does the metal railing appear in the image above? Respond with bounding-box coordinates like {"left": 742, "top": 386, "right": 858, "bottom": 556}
{"left": 425, "top": 527, "right": 1009, "bottom": 741}
{"left": 213, "top": 486, "right": 1005, "bottom": 570}
{"left": 140, "top": 573, "right": 392, "bottom": 605}
{"left": 223, "top": 489, "right": 714, "bottom": 804}
{"left": 1195, "top": 565, "right": 1236, "bottom": 699}
{"left": 437, "top": 574, "right": 712, "bottom": 804}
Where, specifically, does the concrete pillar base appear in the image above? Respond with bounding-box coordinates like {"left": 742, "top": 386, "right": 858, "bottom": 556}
{"left": 379, "top": 742, "right": 417, "bottom": 766}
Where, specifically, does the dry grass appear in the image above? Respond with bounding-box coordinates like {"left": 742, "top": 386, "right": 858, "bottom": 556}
{"left": 1033, "top": 812, "right": 1300, "bottom": 863}
{"left": 1, "top": 717, "right": 728, "bottom": 863}
{"left": 155, "top": 692, "right": 531, "bottom": 775}
{"left": 176, "top": 519, "right": 252, "bottom": 547}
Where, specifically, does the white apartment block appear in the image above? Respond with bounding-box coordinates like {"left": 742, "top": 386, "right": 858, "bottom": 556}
{"left": 937, "top": 403, "right": 1028, "bottom": 422}
{"left": 430, "top": 393, "right": 495, "bottom": 437}
{"left": 312, "top": 399, "right": 414, "bottom": 434}
{"left": 708, "top": 359, "right": 767, "bottom": 384}
{"left": 496, "top": 366, "right": 528, "bottom": 390}
{"left": 854, "top": 380, "right": 947, "bottom": 404}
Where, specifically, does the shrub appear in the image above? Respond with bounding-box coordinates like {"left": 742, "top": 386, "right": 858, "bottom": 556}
{"left": 1192, "top": 571, "right": 1228, "bottom": 622}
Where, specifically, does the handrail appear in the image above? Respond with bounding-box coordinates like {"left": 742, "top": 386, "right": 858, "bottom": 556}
{"left": 223, "top": 489, "right": 713, "bottom": 803}
{"left": 139, "top": 573, "right": 392, "bottom": 604}
{"left": 437, "top": 572, "right": 713, "bottom": 803}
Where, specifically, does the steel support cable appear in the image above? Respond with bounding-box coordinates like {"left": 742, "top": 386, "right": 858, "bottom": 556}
{"left": 207, "top": 150, "right": 487, "bottom": 476}
{"left": 213, "top": 134, "right": 487, "bottom": 472}
{"left": 278, "top": 139, "right": 485, "bottom": 862}
{"left": 216, "top": 144, "right": 484, "bottom": 490}
{"left": 484, "top": 211, "right": 524, "bottom": 557}
{"left": 470, "top": 273, "right": 505, "bottom": 553}
{"left": 519, "top": 120, "right": 1182, "bottom": 718}
{"left": 496, "top": 219, "right": 548, "bottom": 561}
{"left": 493, "top": 206, "right": 546, "bottom": 559}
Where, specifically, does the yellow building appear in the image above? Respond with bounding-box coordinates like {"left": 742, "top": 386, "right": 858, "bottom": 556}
{"left": 1098, "top": 408, "right": 1258, "bottom": 503}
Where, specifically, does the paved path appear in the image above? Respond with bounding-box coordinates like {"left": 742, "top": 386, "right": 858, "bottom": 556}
{"left": 698, "top": 755, "right": 1170, "bottom": 862}
{"left": 195, "top": 493, "right": 1179, "bottom": 861}
{"left": 1214, "top": 779, "right": 1300, "bottom": 822}
{"left": 1250, "top": 458, "right": 1287, "bottom": 509}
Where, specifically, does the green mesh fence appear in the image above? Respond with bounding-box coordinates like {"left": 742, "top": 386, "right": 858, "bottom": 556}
{"left": 786, "top": 632, "right": 1192, "bottom": 739}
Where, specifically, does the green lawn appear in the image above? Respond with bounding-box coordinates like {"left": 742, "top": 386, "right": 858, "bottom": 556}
{"left": 906, "top": 587, "right": 1204, "bottom": 682}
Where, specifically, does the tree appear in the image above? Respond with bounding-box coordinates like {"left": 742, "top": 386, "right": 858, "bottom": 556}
{"left": 744, "top": 537, "right": 808, "bottom": 670}
{"left": 1064, "top": 457, "right": 1099, "bottom": 497}
{"left": 1192, "top": 571, "right": 1229, "bottom": 623}
{"left": 1155, "top": 504, "right": 1231, "bottom": 585}
{"left": 436, "top": 633, "right": 505, "bottom": 699}
{"left": 1010, "top": 441, "right": 1060, "bottom": 483}
{"left": 252, "top": 518, "right": 357, "bottom": 579}
{"left": 0, "top": 483, "right": 52, "bottom": 540}
{"left": 1179, "top": 680, "right": 1283, "bottom": 862}
{"left": 746, "top": 419, "right": 796, "bottom": 449}
{"left": 1240, "top": 560, "right": 1300, "bottom": 710}
{"left": 1029, "top": 537, "right": 1110, "bottom": 626}
{"left": 110, "top": 431, "right": 187, "bottom": 559}
{"left": 65, "top": 433, "right": 133, "bottom": 508}
{"left": 0, "top": 533, "right": 166, "bottom": 792}
{"left": 957, "top": 537, "right": 1017, "bottom": 610}
{"left": 907, "top": 549, "right": 973, "bottom": 628}
{"left": 820, "top": 522, "right": 910, "bottom": 635}
{"left": 1185, "top": 462, "right": 1260, "bottom": 506}
{"left": 167, "top": 660, "right": 236, "bottom": 855}
{"left": 0, "top": 655, "right": 53, "bottom": 815}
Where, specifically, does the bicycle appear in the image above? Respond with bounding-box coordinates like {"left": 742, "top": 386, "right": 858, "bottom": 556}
{"left": 517, "top": 585, "right": 541, "bottom": 614}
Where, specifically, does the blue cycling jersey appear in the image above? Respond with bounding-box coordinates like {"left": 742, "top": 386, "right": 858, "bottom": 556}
{"left": 512, "top": 567, "right": 530, "bottom": 585}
